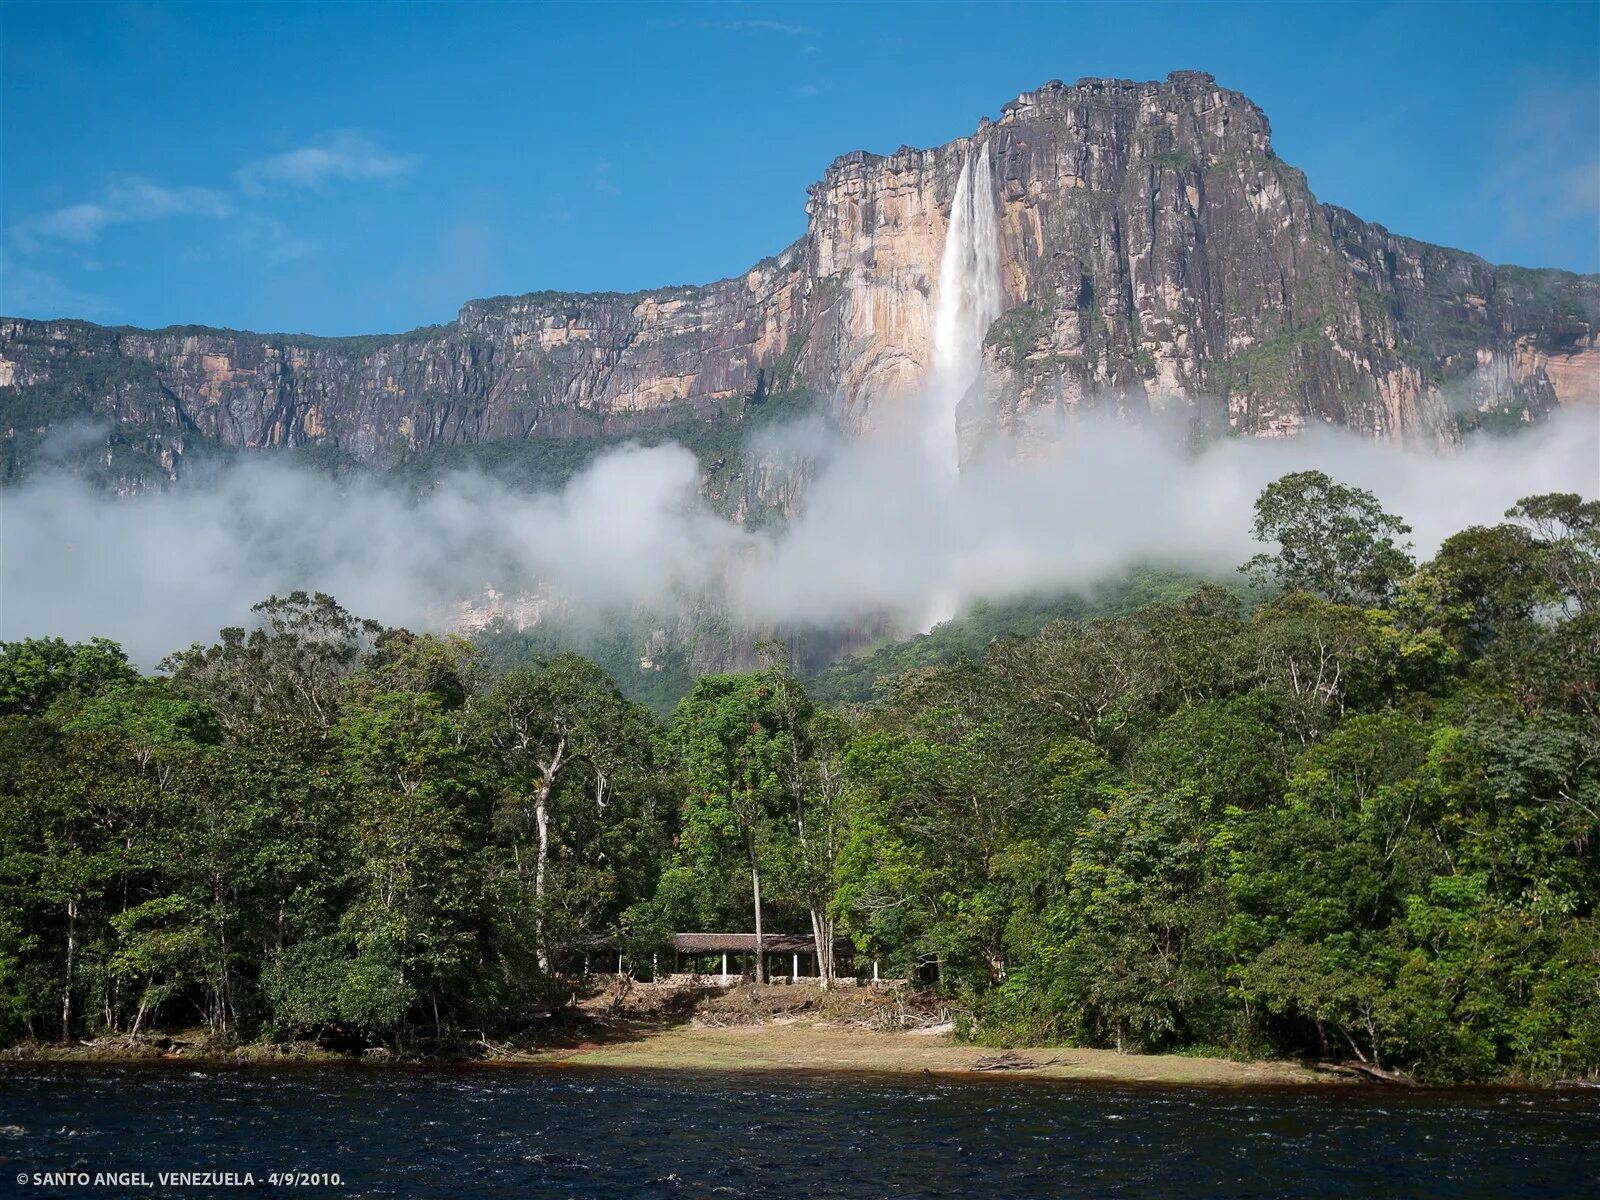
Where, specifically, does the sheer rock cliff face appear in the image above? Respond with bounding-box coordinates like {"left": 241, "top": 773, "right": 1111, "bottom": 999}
{"left": 3, "top": 72, "right": 1596, "bottom": 487}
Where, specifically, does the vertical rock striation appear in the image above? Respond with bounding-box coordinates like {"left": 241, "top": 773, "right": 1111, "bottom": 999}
{"left": 3, "top": 72, "right": 1596, "bottom": 488}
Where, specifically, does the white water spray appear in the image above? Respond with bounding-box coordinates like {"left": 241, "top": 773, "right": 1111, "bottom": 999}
{"left": 918, "top": 142, "right": 1004, "bottom": 626}
{"left": 928, "top": 141, "right": 1004, "bottom": 471}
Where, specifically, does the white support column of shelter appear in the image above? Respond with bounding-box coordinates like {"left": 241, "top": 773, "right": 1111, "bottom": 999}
{"left": 721, "top": 952, "right": 729, "bottom": 979}
{"left": 873, "top": 959, "right": 880, "bottom": 982}
{"left": 792, "top": 952, "right": 799, "bottom": 982}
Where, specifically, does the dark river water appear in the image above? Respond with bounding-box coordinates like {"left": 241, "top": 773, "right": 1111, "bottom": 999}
{"left": 1, "top": 1064, "right": 1596, "bottom": 1199}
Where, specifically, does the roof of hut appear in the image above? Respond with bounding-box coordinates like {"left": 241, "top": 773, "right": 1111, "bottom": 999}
{"left": 670, "top": 933, "right": 833, "bottom": 954}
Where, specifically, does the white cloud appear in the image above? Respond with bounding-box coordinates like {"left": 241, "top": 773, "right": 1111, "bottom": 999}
{"left": 8, "top": 130, "right": 412, "bottom": 275}
{"left": 26, "top": 203, "right": 111, "bottom": 244}
{"left": 232, "top": 214, "right": 318, "bottom": 266}
{"left": 708, "top": 19, "right": 815, "bottom": 36}
{"left": 236, "top": 133, "right": 417, "bottom": 193}
{"left": 0, "top": 252, "right": 108, "bottom": 315}
{"left": 12, "top": 176, "right": 232, "bottom": 249}
{"left": 2, "top": 405, "right": 1594, "bottom": 669}
{"left": 1488, "top": 80, "right": 1600, "bottom": 263}
{"left": 1557, "top": 161, "right": 1600, "bottom": 219}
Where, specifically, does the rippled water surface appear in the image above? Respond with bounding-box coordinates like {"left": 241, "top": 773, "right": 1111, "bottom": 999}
{"left": 2, "top": 1064, "right": 1596, "bottom": 1198}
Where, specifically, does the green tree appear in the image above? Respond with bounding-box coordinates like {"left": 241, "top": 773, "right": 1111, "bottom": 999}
{"left": 0, "top": 637, "right": 139, "bottom": 717}
{"left": 1133, "top": 698, "right": 1283, "bottom": 809}
{"left": 108, "top": 895, "right": 210, "bottom": 1042}
{"left": 1243, "top": 470, "right": 1414, "bottom": 605}
{"left": 163, "top": 592, "right": 381, "bottom": 734}
{"left": 1402, "top": 522, "right": 1551, "bottom": 655}
{"left": 1220, "top": 711, "right": 1440, "bottom": 1067}
{"left": 338, "top": 686, "right": 479, "bottom": 1040}
{"left": 758, "top": 657, "right": 856, "bottom": 985}
{"left": 1506, "top": 492, "right": 1600, "bottom": 617}
{"left": 475, "top": 653, "right": 654, "bottom": 971}
{"left": 838, "top": 667, "right": 1051, "bottom": 989}
{"left": 1043, "top": 782, "right": 1229, "bottom": 1052}
{"left": 668, "top": 672, "right": 800, "bottom": 983}
{"left": 0, "top": 727, "right": 168, "bottom": 1040}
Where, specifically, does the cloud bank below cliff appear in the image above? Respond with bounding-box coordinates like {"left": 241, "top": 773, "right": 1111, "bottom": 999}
{"left": 2, "top": 406, "right": 1596, "bottom": 668}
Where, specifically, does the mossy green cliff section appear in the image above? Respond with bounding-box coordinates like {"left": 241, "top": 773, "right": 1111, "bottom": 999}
{"left": 3, "top": 73, "right": 1597, "bottom": 490}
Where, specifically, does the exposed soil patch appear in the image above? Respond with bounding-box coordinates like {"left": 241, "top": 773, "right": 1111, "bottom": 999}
{"left": 2, "top": 982, "right": 1333, "bottom": 1086}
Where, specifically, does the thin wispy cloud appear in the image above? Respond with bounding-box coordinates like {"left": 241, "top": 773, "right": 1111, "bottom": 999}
{"left": 705, "top": 19, "right": 815, "bottom": 36}
{"left": 1556, "top": 161, "right": 1600, "bottom": 219}
{"left": 1488, "top": 79, "right": 1600, "bottom": 265}
{"left": 0, "top": 253, "right": 108, "bottom": 316}
{"left": 236, "top": 133, "right": 417, "bottom": 193}
{"left": 594, "top": 162, "right": 622, "bottom": 197}
{"left": 232, "top": 214, "right": 318, "bottom": 266}
{"left": 8, "top": 131, "right": 415, "bottom": 277}
{"left": 13, "top": 176, "right": 232, "bottom": 249}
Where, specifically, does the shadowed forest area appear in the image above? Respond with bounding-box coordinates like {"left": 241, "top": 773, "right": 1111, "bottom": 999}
{"left": 1, "top": 473, "right": 1596, "bottom": 1084}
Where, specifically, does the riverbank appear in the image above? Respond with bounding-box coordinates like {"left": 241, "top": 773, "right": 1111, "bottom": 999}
{"left": 523, "top": 1020, "right": 1329, "bottom": 1086}
{"left": 526, "top": 978, "right": 1332, "bottom": 1085}
{"left": 1, "top": 979, "right": 1347, "bottom": 1085}
{"left": 3, "top": 1024, "right": 1327, "bottom": 1087}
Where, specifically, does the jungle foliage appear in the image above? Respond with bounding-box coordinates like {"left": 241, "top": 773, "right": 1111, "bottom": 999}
{"left": 0, "top": 476, "right": 1595, "bottom": 1081}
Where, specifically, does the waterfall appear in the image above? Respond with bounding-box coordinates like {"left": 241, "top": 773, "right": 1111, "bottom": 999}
{"left": 928, "top": 142, "right": 1003, "bottom": 470}
{"left": 916, "top": 142, "right": 1003, "bottom": 629}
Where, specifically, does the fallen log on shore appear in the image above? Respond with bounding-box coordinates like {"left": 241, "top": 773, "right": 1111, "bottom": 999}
{"left": 973, "top": 1052, "right": 1063, "bottom": 1071}
{"left": 1310, "top": 1060, "right": 1421, "bottom": 1086}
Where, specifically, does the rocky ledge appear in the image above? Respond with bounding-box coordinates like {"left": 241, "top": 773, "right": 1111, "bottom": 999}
{"left": 2, "top": 71, "right": 1595, "bottom": 488}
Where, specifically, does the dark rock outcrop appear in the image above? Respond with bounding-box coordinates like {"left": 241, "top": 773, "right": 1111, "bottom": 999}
{"left": 3, "top": 72, "right": 1595, "bottom": 488}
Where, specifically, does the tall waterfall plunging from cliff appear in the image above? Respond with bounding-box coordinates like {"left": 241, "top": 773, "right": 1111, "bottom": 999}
{"left": 928, "top": 142, "right": 1003, "bottom": 471}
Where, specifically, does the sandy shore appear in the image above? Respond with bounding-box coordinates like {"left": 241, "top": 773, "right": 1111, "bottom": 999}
{"left": 5, "top": 996, "right": 1330, "bottom": 1087}
{"left": 525, "top": 1021, "right": 1330, "bottom": 1086}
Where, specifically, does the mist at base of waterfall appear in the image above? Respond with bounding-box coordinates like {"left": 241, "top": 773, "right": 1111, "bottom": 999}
{"left": 2, "top": 403, "right": 1596, "bottom": 669}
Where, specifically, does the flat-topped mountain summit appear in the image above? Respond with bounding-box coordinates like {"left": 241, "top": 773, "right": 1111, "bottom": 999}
{"left": 3, "top": 72, "right": 1596, "bottom": 488}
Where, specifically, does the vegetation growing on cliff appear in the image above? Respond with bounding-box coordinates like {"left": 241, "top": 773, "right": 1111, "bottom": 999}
{"left": 0, "top": 477, "right": 1595, "bottom": 1082}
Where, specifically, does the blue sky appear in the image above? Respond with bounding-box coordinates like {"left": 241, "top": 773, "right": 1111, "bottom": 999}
{"left": 3, "top": 1, "right": 1597, "bottom": 336}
